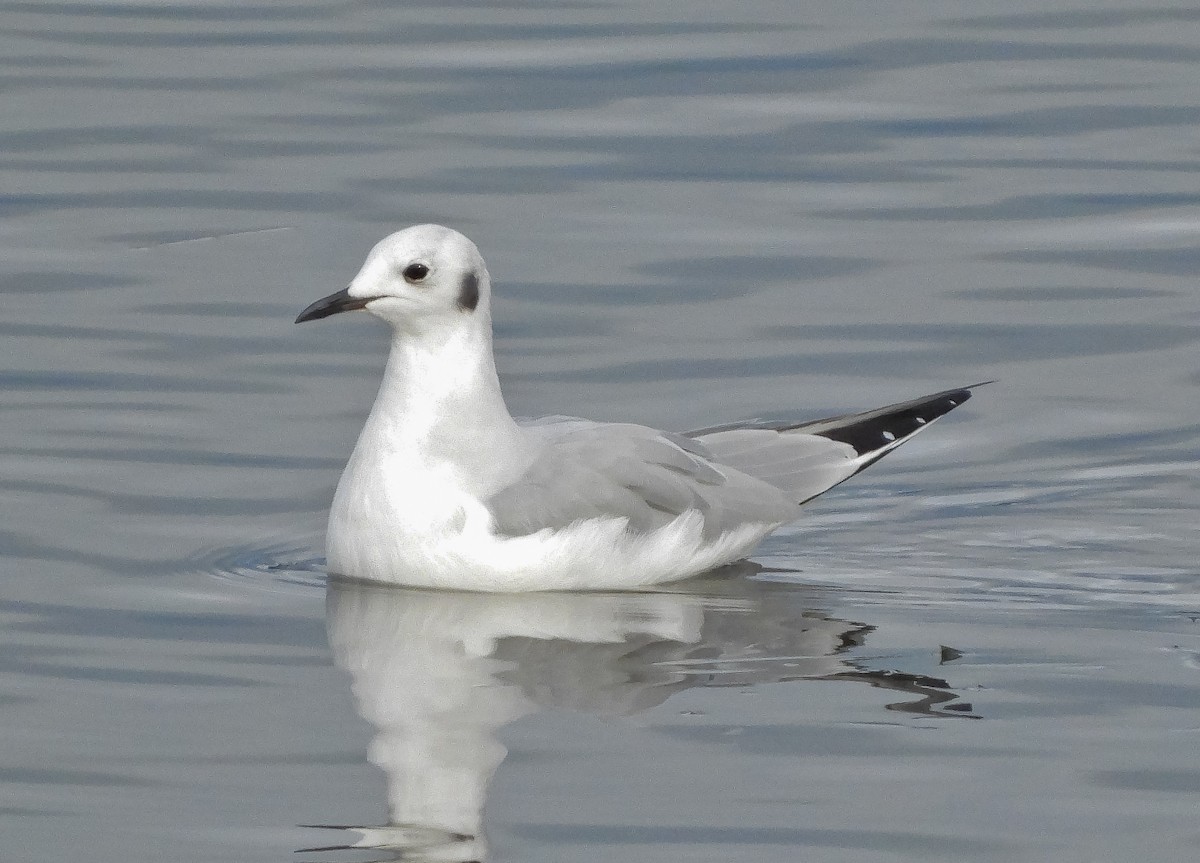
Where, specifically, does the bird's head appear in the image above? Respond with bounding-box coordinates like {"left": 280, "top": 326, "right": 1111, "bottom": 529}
{"left": 296, "top": 224, "right": 488, "bottom": 333}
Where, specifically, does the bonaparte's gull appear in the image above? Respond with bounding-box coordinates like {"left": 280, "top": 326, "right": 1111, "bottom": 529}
{"left": 296, "top": 224, "right": 981, "bottom": 592}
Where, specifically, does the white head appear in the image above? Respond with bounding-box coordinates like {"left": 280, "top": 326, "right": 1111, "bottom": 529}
{"left": 296, "top": 224, "right": 490, "bottom": 333}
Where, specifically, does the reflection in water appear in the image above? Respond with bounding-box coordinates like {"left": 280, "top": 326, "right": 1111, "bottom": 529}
{"left": 312, "top": 569, "right": 972, "bottom": 860}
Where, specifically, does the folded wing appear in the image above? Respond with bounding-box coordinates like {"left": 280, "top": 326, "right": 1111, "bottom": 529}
{"left": 489, "top": 385, "right": 980, "bottom": 538}
{"left": 487, "top": 420, "right": 798, "bottom": 538}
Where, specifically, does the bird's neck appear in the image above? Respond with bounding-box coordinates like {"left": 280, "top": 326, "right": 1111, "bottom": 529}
{"left": 358, "top": 319, "right": 525, "bottom": 478}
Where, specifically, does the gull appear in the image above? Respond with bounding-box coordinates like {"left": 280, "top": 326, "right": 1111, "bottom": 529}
{"left": 296, "top": 224, "right": 981, "bottom": 592}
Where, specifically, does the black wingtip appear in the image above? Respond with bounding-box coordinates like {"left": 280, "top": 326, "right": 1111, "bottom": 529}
{"left": 810, "top": 382, "right": 984, "bottom": 464}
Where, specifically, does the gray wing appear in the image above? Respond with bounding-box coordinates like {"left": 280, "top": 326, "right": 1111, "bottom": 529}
{"left": 686, "top": 384, "right": 980, "bottom": 503}
{"left": 489, "top": 385, "right": 979, "bottom": 538}
{"left": 486, "top": 419, "right": 799, "bottom": 538}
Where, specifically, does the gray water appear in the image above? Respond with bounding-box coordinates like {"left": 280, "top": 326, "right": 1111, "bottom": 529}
{"left": 3, "top": 1, "right": 1199, "bottom": 861}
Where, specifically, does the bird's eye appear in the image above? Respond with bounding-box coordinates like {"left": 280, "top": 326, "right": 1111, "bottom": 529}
{"left": 402, "top": 263, "right": 430, "bottom": 283}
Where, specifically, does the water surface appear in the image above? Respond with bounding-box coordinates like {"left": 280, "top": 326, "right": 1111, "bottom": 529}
{"left": 2, "top": 2, "right": 1198, "bottom": 861}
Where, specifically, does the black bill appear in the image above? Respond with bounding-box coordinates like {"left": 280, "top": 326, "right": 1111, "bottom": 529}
{"left": 295, "top": 287, "right": 372, "bottom": 323}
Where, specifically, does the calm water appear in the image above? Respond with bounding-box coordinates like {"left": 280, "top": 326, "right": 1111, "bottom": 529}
{"left": 3, "top": 1, "right": 1199, "bottom": 861}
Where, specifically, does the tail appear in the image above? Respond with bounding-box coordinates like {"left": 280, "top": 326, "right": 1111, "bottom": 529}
{"left": 686, "top": 383, "right": 988, "bottom": 504}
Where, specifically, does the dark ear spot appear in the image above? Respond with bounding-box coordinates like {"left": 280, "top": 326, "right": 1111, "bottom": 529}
{"left": 457, "top": 271, "right": 480, "bottom": 312}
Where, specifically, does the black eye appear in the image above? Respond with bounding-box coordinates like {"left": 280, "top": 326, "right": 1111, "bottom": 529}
{"left": 402, "top": 263, "right": 429, "bottom": 283}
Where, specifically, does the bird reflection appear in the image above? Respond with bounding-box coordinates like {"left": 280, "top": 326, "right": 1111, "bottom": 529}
{"left": 305, "top": 566, "right": 972, "bottom": 861}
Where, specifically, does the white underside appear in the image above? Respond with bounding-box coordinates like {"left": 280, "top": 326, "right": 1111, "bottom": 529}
{"left": 327, "top": 508, "right": 779, "bottom": 592}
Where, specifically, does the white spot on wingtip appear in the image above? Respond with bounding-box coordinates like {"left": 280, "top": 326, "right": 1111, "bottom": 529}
{"left": 915, "top": 417, "right": 926, "bottom": 424}
{"left": 882, "top": 430, "right": 896, "bottom": 442}
{"left": 948, "top": 399, "right": 958, "bottom": 406}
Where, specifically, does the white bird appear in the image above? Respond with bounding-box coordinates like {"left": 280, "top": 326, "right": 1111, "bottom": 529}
{"left": 296, "top": 224, "right": 981, "bottom": 592}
